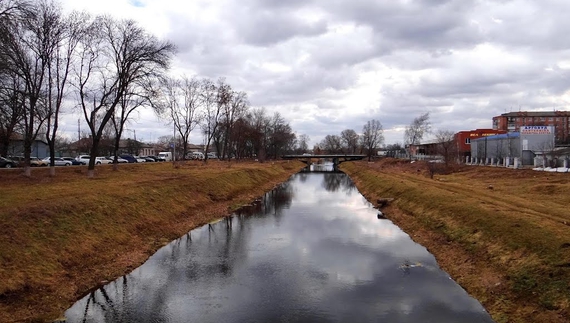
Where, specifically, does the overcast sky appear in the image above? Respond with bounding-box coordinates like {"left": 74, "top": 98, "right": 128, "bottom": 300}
{"left": 57, "top": 0, "right": 570, "bottom": 147}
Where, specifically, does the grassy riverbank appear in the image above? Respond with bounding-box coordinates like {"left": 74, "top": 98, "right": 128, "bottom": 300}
{"left": 341, "top": 159, "right": 570, "bottom": 323}
{"left": 0, "top": 160, "right": 304, "bottom": 323}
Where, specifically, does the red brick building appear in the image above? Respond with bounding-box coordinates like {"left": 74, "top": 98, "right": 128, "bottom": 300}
{"left": 492, "top": 111, "right": 570, "bottom": 144}
{"left": 455, "top": 129, "right": 507, "bottom": 157}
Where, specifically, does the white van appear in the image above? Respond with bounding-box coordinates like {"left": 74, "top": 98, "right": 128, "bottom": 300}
{"left": 190, "top": 152, "right": 204, "bottom": 160}
{"left": 157, "top": 151, "right": 172, "bottom": 162}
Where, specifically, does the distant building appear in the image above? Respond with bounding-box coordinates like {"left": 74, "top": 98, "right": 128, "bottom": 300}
{"left": 5, "top": 134, "right": 49, "bottom": 158}
{"left": 471, "top": 126, "right": 555, "bottom": 165}
{"left": 455, "top": 129, "right": 507, "bottom": 157}
{"left": 492, "top": 111, "right": 570, "bottom": 144}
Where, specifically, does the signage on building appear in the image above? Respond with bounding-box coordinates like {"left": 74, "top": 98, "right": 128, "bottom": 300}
{"left": 469, "top": 133, "right": 496, "bottom": 137}
{"left": 520, "top": 126, "right": 552, "bottom": 135}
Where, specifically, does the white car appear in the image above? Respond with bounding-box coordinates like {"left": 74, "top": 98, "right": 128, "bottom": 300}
{"left": 133, "top": 156, "right": 146, "bottom": 163}
{"left": 76, "top": 155, "right": 91, "bottom": 165}
{"left": 106, "top": 156, "right": 128, "bottom": 163}
{"left": 95, "top": 156, "right": 112, "bottom": 165}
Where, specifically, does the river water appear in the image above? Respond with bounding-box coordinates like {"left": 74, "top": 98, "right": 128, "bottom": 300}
{"left": 65, "top": 164, "right": 494, "bottom": 322}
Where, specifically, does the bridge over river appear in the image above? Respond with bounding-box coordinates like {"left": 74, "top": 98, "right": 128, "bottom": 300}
{"left": 281, "top": 154, "right": 367, "bottom": 165}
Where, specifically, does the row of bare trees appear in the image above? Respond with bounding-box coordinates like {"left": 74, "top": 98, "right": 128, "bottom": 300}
{"left": 159, "top": 76, "right": 299, "bottom": 161}
{"left": 0, "top": 0, "right": 304, "bottom": 177}
{"left": 0, "top": 0, "right": 175, "bottom": 177}
{"left": 315, "top": 119, "right": 384, "bottom": 160}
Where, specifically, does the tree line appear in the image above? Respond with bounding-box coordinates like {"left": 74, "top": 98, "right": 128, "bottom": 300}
{"left": 314, "top": 119, "right": 384, "bottom": 161}
{"left": 0, "top": 0, "right": 301, "bottom": 177}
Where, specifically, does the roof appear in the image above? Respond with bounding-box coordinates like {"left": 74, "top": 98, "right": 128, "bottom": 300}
{"left": 497, "top": 111, "right": 570, "bottom": 117}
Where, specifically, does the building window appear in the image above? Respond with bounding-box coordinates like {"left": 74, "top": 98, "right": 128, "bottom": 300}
{"left": 465, "top": 138, "right": 471, "bottom": 144}
{"left": 540, "top": 117, "right": 546, "bottom": 121}
{"left": 548, "top": 117, "right": 554, "bottom": 121}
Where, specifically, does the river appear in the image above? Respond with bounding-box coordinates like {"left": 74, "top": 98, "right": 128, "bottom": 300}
{"left": 65, "top": 164, "right": 494, "bottom": 322}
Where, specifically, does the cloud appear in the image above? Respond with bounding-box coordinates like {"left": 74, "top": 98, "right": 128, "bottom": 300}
{"left": 57, "top": 0, "right": 570, "bottom": 147}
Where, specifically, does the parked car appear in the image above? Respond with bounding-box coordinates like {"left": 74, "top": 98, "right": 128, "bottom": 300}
{"left": 30, "top": 157, "right": 48, "bottom": 167}
{"left": 140, "top": 156, "right": 156, "bottom": 162}
{"left": 0, "top": 156, "right": 16, "bottom": 168}
{"left": 145, "top": 155, "right": 159, "bottom": 162}
{"left": 62, "top": 157, "right": 81, "bottom": 165}
{"left": 106, "top": 156, "right": 128, "bottom": 163}
{"left": 133, "top": 156, "right": 146, "bottom": 163}
{"left": 7, "top": 156, "right": 23, "bottom": 166}
{"left": 207, "top": 152, "right": 218, "bottom": 159}
{"left": 119, "top": 155, "right": 137, "bottom": 163}
{"left": 76, "top": 155, "right": 91, "bottom": 165}
{"left": 42, "top": 157, "right": 72, "bottom": 166}
{"left": 95, "top": 156, "right": 112, "bottom": 165}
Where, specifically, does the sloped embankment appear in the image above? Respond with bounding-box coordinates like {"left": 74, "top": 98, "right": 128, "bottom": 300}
{"left": 0, "top": 161, "right": 304, "bottom": 322}
{"left": 341, "top": 160, "right": 570, "bottom": 323}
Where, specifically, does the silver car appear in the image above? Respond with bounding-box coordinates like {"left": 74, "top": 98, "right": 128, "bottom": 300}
{"left": 42, "top": 157, "right": 72, "bottom": 166}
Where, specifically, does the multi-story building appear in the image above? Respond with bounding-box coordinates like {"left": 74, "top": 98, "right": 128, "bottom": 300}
{"left": 492, "top": 111, "right": 570, "bottom": 144}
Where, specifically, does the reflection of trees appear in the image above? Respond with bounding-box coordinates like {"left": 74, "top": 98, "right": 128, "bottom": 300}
{"left": 235, "top": 181, "right": 294, "bottom": 220}
{"left": 298, "top": 167, "right": 309, "bottom": 182}
{"left": 321, "top": 173, "right": 355, "bottom": 193}
{"left": 75, "top": 215, "right": 255, "bottom": 322}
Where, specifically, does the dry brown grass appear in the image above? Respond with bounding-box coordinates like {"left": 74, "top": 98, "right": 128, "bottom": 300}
{"left": 0, "top": 160, "right": 304, "bottom": 323}
{"left": 341, "top": 159, "right": 570, "bottom": 323}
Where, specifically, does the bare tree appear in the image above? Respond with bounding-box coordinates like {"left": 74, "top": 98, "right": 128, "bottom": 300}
{"left": 161, "top": 75, "right": 202, "bottom": 160}
{"left": 297, "top": 134, "right": 310, "bottom": 153}
{"left": 320, "top": 134, "right": 342, "bottom": 154}
{"left": 340, "top": 129, "right": 359, "bottom": 154}
{"left": 75, "top": 16, "right": 174, "bottom": 177}
{"left": 109, "top": 82, "right": 151, "bottom": 169}
{"left": 434, "top": 129, "right": 456, "bottom": 167}
{"left": 221, "top": 90, "right": 248, "bottom": 160}
{"left": 361, "top": 119, "right": 384, "bottom": 161}
{"left": 0, "top": 1, "right": 31, "bottom": 157}
{"left": 44, "top": 7, "right": 86, "bottom": 176}
{"left": 404, "top": 112, "right": 431, "bottom": 157}
{"left": 0, "top": 0, "right": 50, "bottom": 176}
{"left": 268, "top": 112, "right": 295, "bottom": 159}
{"left": 201, "top": 78, "right": 229, "bottom": 162}
{"left": 250, "top": 107, "right": 270, "bottom": 162}
{"left": 0, "top": 74, "right": 25, "bottom": 156}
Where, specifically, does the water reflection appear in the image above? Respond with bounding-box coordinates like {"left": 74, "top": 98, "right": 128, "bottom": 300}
{"left": 66, "top": 166, "right": 494, "bottom": 323}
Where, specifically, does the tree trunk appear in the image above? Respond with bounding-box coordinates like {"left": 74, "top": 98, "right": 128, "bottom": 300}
{"left": 48, "top": 141, "right": 56, "bottom": 177}
{"left": 112, "top": 136, "right": 121, "bottom": 171}
{"left": 88, "top": 137, "right": 101, "bottom": 178}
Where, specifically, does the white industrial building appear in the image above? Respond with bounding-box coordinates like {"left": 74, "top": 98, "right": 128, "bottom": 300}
{"left": 469, "top": 126, "right": 567, "bottom": 167}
